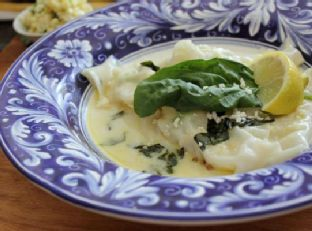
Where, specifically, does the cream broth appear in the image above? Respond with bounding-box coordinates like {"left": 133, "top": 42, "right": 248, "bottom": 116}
{"left": 86, "top": 42, "right": 259, "bottom": 177}
{"left": 87, "top": 92, "right": 230, "bottom": 177}
{"left": 85, "top": 40, "right": 312, "bottom": 177}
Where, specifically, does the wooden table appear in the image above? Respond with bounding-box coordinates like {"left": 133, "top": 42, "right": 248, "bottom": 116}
{"left": 1, "top": 37, "right": 312, "bottom": 231}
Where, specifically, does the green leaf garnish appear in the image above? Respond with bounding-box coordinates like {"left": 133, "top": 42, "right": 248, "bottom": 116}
{"left": 134, "top": 58, "right": 261, "bottom": 117}
{"left": 134, "top": 144, "right": 165, "bottom": 157}
{"left": 194, "top": 114, "right": 275, "bottom": 149}
{"left": 134, "top": 145, "right": 184, "bottom": 174}
{"left": 141, "top": 61, "right": 160, "bottom": 72}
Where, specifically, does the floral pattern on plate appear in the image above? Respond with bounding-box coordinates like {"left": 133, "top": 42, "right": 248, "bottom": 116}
{"left": 1, "top": 0, "right": 312, "bottom": 224}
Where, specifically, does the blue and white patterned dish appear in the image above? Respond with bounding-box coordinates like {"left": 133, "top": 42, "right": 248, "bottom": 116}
{"left": 1, "top": 0, "right": 312, "bottom": 225}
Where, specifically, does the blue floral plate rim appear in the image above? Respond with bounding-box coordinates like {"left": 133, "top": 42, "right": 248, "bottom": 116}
{"left": 1, "top": 0, "right": 312, "bottom": 225}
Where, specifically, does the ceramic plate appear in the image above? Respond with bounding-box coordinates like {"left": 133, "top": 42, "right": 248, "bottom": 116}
{"left": 1, "top": 0, "right": 312, "bottom": 225}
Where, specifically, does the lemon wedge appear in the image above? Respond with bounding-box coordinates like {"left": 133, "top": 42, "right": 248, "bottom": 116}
{"left": 251, "top": 51, "right": 305, "bottom": 115}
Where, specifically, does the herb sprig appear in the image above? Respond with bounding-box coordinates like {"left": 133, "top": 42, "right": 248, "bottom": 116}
{"left": 194, "top": 115, "right": 275, "bottom": 150}
{"left": 141, "top": 61, "right": 160, "bottom": 72}
{"left": 134, "top": 144, "right": 184, "bottom": 174}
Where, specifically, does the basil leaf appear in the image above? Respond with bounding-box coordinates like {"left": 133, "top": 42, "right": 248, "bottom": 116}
{"left": 194, "top": 119, "right": 230, "bottom": 150}
{"left": 135, "top": 144, "right": 184, "bottom": 174}
{"left": 134, "top": 144, "right": 165, "bottom": 157}
{"left": 141, "top": 61, "right": 160, "bottom": 72}
{"left": 233, "top": 117, "right": 275, "bottom": 127}
{"left": 134, "top": 58, "right": 261, "bottom": 117}
{"left": 194, "top": 115, "right": 275, "bottom": 149}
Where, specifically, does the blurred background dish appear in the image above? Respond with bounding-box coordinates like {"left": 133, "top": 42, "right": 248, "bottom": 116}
{"left": 0, "top": 0, "right": 112, "bottom": 48}
{"left": 12, "top": 6, "right": 43, "bottom": 42}
{"left": 20, "top": 0, "right": 93, "bottom": 34}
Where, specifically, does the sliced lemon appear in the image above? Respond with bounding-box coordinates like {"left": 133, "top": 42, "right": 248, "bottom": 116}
{"left": 251, "top": 51, "right": 305, "bottom": 115}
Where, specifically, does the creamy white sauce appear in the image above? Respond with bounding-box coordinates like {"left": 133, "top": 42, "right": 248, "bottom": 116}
{"left": 85, "top": 40, "right": 312, "bottom": 177}
{"left": 87, "top": 93, "right": 230, "bottom": 177}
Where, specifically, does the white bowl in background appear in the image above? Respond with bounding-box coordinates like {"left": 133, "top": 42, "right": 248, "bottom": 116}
{"left": 13, "top": 7, "right": 44, "bottom": 42}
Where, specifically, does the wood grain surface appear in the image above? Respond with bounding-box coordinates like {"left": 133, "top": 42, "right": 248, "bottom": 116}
{"left": 1, "top": 37, "right": 312, "bottom": 231}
